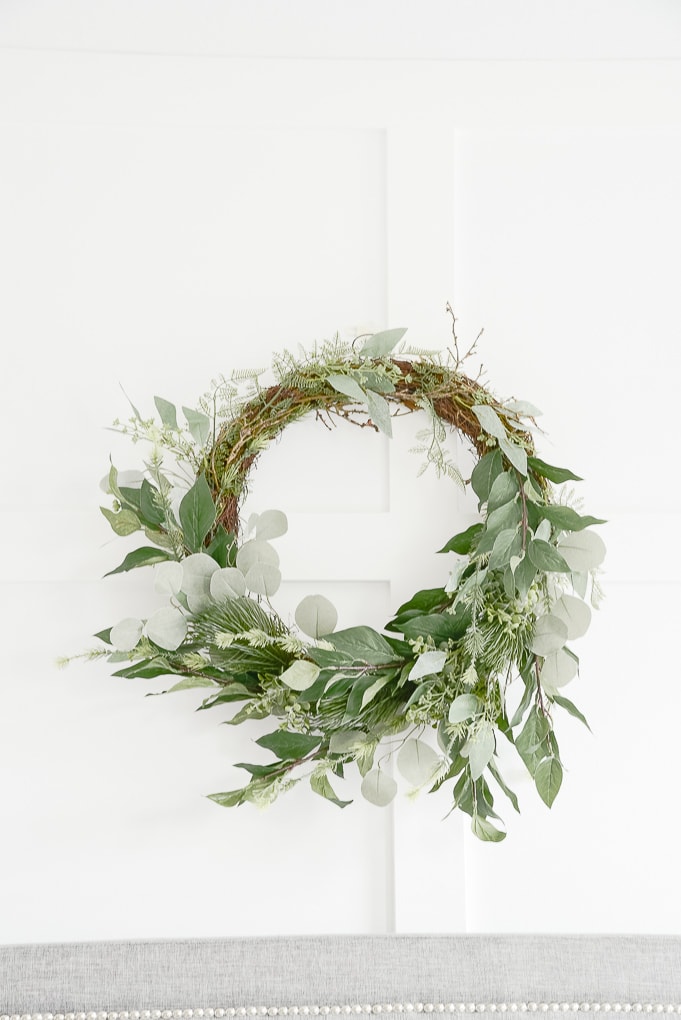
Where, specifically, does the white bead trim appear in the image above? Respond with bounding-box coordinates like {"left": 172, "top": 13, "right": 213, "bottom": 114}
{"left": 4, "top": 1004, "right": 681, "bottom": 1020}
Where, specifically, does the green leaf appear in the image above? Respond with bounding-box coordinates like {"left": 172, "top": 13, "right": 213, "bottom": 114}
{"left": 112, "top": 658, "right": 172, "bottom": 679}
{"left": 206, "top": 525, "right": 236, "bottom": 568}
{"left": 462, "top": 721, "right": 495, "bottom": 780}
{"left": 93, "top": 627, "right": 112, "bottom": 645}
{"left": 499, "top": 436, "right": 528, "bottom": 475}
{"left": 179, "top": 475, "right": 217, "bottom": 553}
{"left": 397, "top": 609, "right": 469, "bottom": 644}
{"left": 365, "top": 388, "right": 393, "bottom": 437}
{"left": 244, "top": 563, "right": 282, "bottom": 597}
{"left": 535, "top": 755, "right": 563, "bottom": 807}
{"left": 486, "top": 499, "right": 521, "bottom": 538}
{"left": 328, "top": 626, "right": 396, "bottom": 665}
{"left": 254, "top": 509, "right": 288, "bottom": 541}
{"left": 396, "top": 587, "right": 448, "bottom": 614}
{"left": 154, "top": 396, "right": 178, "bottom": 429}
{"left": 255, "top": 730, "right": 322, "bottom": 761}
{"left": 359, "top": 327, "right": 408, "bottom": 358}
{"left": 117, "top": 485, "right": 141, "bottom": 512}
{"left": 310, "top": 772, "right": 352, "bottom": 808}
{"left": 344, "top": 673, "right": 386, "bottom": 721}
{"left": 161, "top": 676, "right": 218, "bottom": 693}
{"left": 528, "top": 456, "right": 582, "bottom": 484}
{"left": 488, "top": 759, "right": 520, "bottom": 813}
{"left": 538, "top": 505, "right": 606, "bottom": 532}
{"left": 139, "top": 479, "right": 166, "bottom": 527}
{"left": 551, "top": 693, "right": 592, "bottom": 731}
{"left": 527, "top": 539, "right": 571, "bottom": 573}
{"left": 183, "top": 406, "right": 212, "bottom": 446}
{"left": 356, "top": 369, "right": 395, "bottom": 393}
{"left": 207, "top": 788, "right": 247, "bottom": 808}
{"left": 437, "top": 524, "right": 483, "bottom": 555}
{"left": 513, "top": 555, "right": 537, "bottom": 599}
{"left": 105, "top": 546, "right": 174, "bottom": 576}
{"left": 471, "top": 814, "right": 506, "bottom": 842}
{"left": 100, "top": 506, "right": 141, "bottom": 536}
{"left": 558, "top": 529, "right": 607, "bottom": 572}
{"left": 327, "top": 373, "right": 367, "bottom": 402}
{"left": 531, "top": 613, "right": 569, "bottom": 655}
{"left": 471, "top": 449, "right": 503, "bottom": 503}
{"left": 488, "top": 528, "right": 522, "bottom": 571}
{"left": 471, "top": 404, "right": 507, "bottom": 442}
{"left": 487, "top": 470, "right": 519, "bottom": 513}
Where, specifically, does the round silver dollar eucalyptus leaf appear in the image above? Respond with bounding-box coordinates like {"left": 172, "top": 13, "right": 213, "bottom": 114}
{"left": 209, "top": 567, "right": 247, "bottom": 601}
{"left": 154, "top": 560, "right": 183, "bottom": 596}
{"left": 294, "top": 594, "right": 338, "bottom": 639}
{"left": 540, "top": 648, "right": 578, "bottom": 691}
{"left": 236, "top": 539, "right": 280, "bottom": 574}
{"left": 448, "top": 692, "right": 482, "bottom": 725}
{"left": 397, "top": 738, "right": 441, "bottom": 787}
{"left": 255, "top": 508, "right": 288, "bottom": 541}
{"left": 530, "top": 613, "right": 569, "bottom": 656}
{"left": 180, "top": 552, "right": 220, "bottom": 596}
{"left": 244, "top": 562, "right": 282, "bottom": 597}
{"left": 551, "top": 593, "right": 592, "bottom": 639}
{"left": 146, "top": 606, "right": 187, "bottom": 651}
{"left": 361, "top": 769, "right": 397, "bottom": 807}
{"left": 558, "top": 529, "right": 606, "bottom": 572}
{"left": 110, "top": 617, "right": 144, "bottom": 652}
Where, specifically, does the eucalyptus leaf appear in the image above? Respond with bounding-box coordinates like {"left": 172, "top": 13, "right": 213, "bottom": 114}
{"left": 182, "top": 406, "right": 212, "bottom": 446}
{"left": 295, "top": 594, "right": 338, "bottom": 639}
{"left": 527, "top": 539, "right": 571, "bottom": 573}
{"left": 551, "top": 594, "right": 591, "bottom": 640}
{"left": 534, "top": 518, "right": 552, "bottom": 542}
{"left": 471, "top": 814, "right": 506, "bottom": 842}
{"left": 154, "top": 395, "right": 178, "bottom": 429}
{"left": 360, "top": 768, "right": 397, "bottom": 807}
{"left": 329, "top": 731, "right": 366, "bottom": 755}
{"left": 244, "top": 563, "right": 282, "bottom": 597}
{"left": 504, "top": 399, "right": 543, "bottom": 417}
{"left": 310, "top": 772, "right": 352, "bottom": 808}
{"left": 558, "top": 529, "right": 607, "bottom": 572}
{"left": 531, "top": 613, "right": 569, "bottom": 655}
{"left": 488, "top": 528, "right": 522, "bottom": 571}
{"left": 471, "top": 404, "right": 507, "bottom": 442}
{"left": 409, "top": 649, "right": 447, "bottom": 683}
{"left": 448, "top": 693, "right": 481, "bottom": 724}
{"left": 279, "top": 660, "right": 321, "bottom": 692}
{"left": 110, "top": 617, "right": 144, "bottom": 652}
{"left": 462, "top": 721, "right": 495, "bottom": 780}
{"left": 365, "top": 388, "right": 393, "bottom": 437}
{"left": 487, "top": 471, "right": 519, "bottom": 513}
{"left": 486, "top": 499, "right": 521, "bottom": 537}
{"left": 210, "top": 567, "right": 247, "bottom": 601}
{"left": 179, "top": 475, "right": 216, "bottom": 553}
{"left": 146, "top": 606, "right": 188, "bottom": 651}
{"left": 254, "top": 509, "right": 289, "bottom": 541}
{"left": 359, "top": 327, "right": 408, "bottom": 358}
{"left": 540, "top": 647, "right": 578, "bottom": 689}
{"left": 535, "top": 755, "right": 563, "bottom": 807}
{"left": 236, "top": 539, "right": 280, "bottom": 574}
{"left": 180, "top": 552, "right": 220, "bottom": 596}
{"left": 499, "top": 436, "right": 528, "bottom": 475}
{"left": 327, "top": 373, "right": 367, "bottom": 402}
{"left": 471, "top": 449, "right": 503, "bottom": 503}
{"left": 397, "top": 738, "right": 440, "bottom": 787}
{"left": 551, "top": 693, "right": 591, "bottom": 731}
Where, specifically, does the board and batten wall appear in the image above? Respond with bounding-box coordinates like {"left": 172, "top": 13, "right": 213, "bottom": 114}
{"left": 1, "top": 35, "right": 680, "bottom": 941}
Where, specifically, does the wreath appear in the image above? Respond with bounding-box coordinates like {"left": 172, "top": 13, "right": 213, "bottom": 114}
{"left": 69, "top": 322, "right": 605, "bottom": 842}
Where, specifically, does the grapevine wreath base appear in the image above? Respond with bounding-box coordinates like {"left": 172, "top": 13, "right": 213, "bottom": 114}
{"left": 73, "top": 326, "right": 606, "bottom": 842}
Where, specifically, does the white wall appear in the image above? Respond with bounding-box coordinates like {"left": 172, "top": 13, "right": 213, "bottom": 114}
{"left": 1, "top": 1, "right": 680, "bottom": 942}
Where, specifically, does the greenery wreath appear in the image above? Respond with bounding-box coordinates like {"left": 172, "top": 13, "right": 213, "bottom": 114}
{"left": 69, "top": 321, "right": 606, "bottom": 842}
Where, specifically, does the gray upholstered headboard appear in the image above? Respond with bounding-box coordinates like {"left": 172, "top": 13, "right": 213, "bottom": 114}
{"left": 2, "top": 936, "right": 681, "bottom": 1018}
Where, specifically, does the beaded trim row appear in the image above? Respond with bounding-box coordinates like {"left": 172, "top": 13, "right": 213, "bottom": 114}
{"left": 4, "top": 1004, "right": 681, "bottom": 1020}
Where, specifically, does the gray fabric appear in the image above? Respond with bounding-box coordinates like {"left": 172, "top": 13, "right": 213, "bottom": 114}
{"left": 2, "top": 936, "right": 681, "bottom": 1014}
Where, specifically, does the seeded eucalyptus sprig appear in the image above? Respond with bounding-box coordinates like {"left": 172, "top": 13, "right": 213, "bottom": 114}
{"left": 70, "top": 327, "right": 605, "bottom": 842}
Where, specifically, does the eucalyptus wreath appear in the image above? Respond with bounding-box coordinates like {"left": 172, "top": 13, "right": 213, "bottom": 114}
{"left": 67, "top": 324, "right": 605, "bottom": 842}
